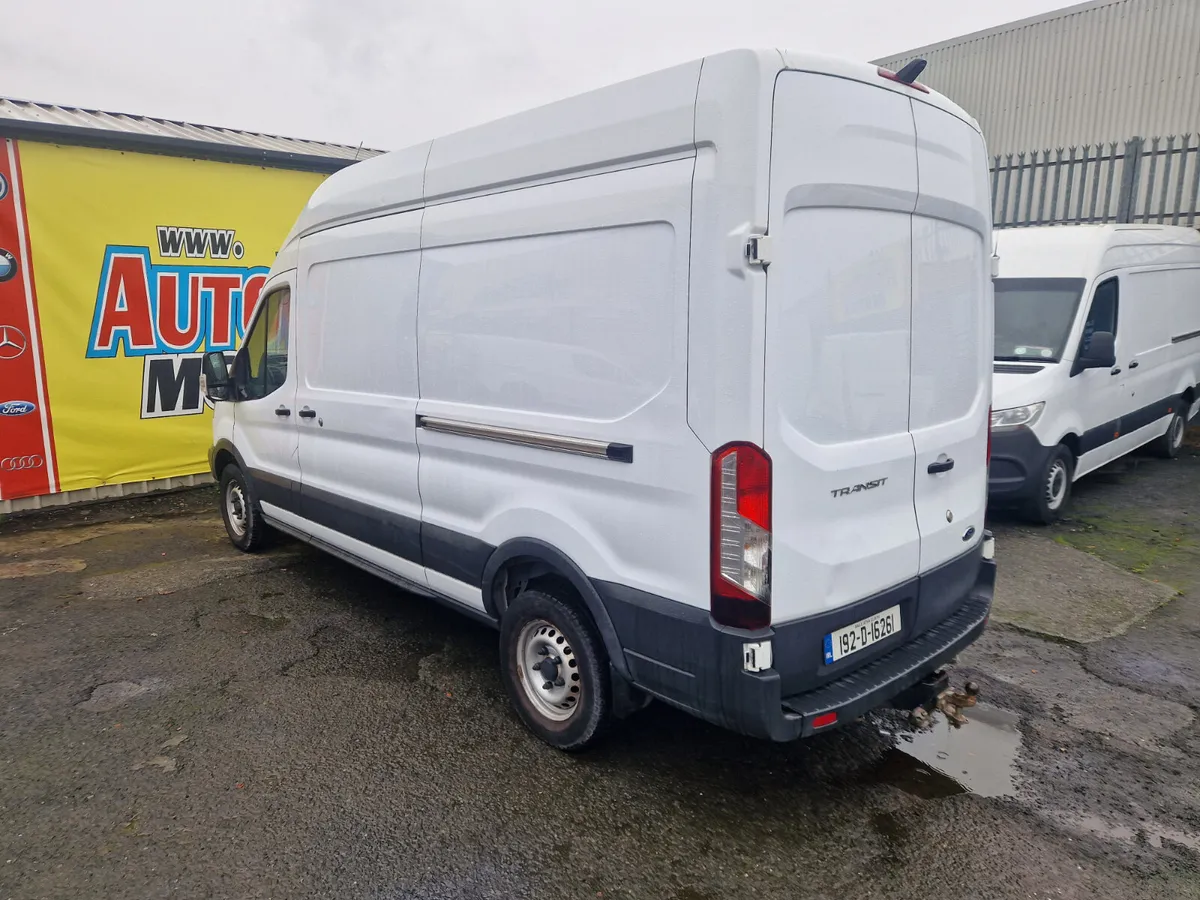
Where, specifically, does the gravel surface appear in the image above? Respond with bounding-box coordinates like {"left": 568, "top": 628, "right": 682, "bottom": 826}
{"left": 3, "top": 447, "right": 1200, "bottom": 899}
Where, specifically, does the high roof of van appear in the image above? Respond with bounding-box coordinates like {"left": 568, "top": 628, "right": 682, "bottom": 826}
{"left": 281, "top": 49, "right": 980, "bottom": 246}
{"left": 995, "top": 224, "right": 1200, "bottom": 280}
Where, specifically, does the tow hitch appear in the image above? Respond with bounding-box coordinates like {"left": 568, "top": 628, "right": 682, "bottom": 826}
{"left": 893, "top": 669, "right": 981, "bottom": 729}
{"left": 911, "top": 680, "right": 980, "bottom": 729}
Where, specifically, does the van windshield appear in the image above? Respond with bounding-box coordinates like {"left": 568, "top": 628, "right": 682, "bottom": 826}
{"left": 994, "top": 277, "right": 1087, "bottom": 363}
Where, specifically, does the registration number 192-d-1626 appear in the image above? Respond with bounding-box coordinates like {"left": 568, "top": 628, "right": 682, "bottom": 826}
{"left": 823, "top": 605, "right": 901, "bottom": 664}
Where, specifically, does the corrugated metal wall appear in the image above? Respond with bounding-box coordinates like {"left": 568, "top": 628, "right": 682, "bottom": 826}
{"left": 875, "top": 0, "right": 1200, "bottom": 157}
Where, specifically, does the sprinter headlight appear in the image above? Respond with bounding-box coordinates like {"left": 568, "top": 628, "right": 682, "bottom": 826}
{"left": 991, "top": 402, "right": 1045, "bottom": 430}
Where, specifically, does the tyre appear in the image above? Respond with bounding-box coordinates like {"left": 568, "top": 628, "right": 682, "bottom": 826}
{"left": 1025, "top": 445, "right": 1074, "bottom": 525}
{"left": 1152, "top": 410, "right": 1187, "bottom": 459}
{"left": 218, "top": 464, "right": 268, "bottom": 552}
{"left": 500, "top": 589, "right": 612, "bottom": 751}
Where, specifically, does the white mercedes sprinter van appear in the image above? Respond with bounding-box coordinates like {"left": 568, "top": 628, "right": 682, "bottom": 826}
{"left": 202, "top": 49, "right": 997, "bottom": 750}
{"left": 991, "top": 225, "right": 1200, "bottom": 523}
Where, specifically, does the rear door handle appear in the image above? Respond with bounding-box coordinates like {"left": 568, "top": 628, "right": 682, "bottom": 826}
{"left": 1111, "top": 367, "right": 1122, "bottom": 376}
{"left": 927, "top": 458, "right": 955, "bottom": 474}
{"left": 298, "top": 407, "right": 317, "bottom": 419}
{"left": 1129, "top": 360, "right": 1140, "bottom": 369}
{"left": 275, "top": 406, "right": 291, "bottom": 417}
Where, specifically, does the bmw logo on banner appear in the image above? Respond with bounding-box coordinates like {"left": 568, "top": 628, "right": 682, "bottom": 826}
{"left": 0, "top": 248, "right": 15, "bottom": 283}
{"left": 0, "top": 172, "right": 7, "bottom": 202}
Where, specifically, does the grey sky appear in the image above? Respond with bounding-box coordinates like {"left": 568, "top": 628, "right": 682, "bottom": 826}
{"left": 3, "top": 0, "right": 1074, "bottom": 150}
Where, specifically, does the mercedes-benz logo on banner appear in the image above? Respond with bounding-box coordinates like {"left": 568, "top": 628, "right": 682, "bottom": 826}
{"left": 0, "top": 325, "right": 27, "bottom": 360}
{"left": 0, "top": 173, "right": 8, "bottom": 202}
{"left": 0, "top": 455, "right": 44, "bottom": 471}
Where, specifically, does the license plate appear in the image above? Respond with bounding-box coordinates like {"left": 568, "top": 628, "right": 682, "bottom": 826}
{"left": 824, "top": 605, "right": 901, "bottom": 664}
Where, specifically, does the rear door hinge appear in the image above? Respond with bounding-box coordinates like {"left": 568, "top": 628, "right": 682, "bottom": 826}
{"left": 745, "top": 234, "right": 772, "bottom": 267}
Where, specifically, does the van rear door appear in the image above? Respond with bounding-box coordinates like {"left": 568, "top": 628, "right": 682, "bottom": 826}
{"left": 908, "top": 102, "right": 992, "bottom": 574}
{"left": 763, "top": 71, "right": 922, "bottom": 624}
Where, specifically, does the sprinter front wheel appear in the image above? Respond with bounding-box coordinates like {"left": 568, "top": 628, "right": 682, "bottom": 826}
{"left": 1026, "top": 446, "right": 1073, "bottom": 525}
{"left": 500, "top": 589, "right": 612, "bottom": 751}
{"left": 1152, "top": 411, "right": 1187, "bottom": 459}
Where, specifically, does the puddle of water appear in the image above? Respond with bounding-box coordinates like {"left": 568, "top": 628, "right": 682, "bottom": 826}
{"left": 876, "top": 704, "right": 1022, "bottom": 799}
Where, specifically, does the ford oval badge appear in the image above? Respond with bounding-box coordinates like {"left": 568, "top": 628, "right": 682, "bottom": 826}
{"left": 0, "top": 400, "right": 36, "bottom": 417}
{"left": 962, "top": 526, "right": 977, "bottom": 542}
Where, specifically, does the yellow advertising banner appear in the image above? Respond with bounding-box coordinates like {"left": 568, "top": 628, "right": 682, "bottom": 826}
{"left": 0, "top": 140, "right": 323, "bottom": 501}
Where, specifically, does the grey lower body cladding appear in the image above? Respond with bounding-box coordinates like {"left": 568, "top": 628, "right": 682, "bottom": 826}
{"left": 989, "top": 391, "right": 1188, "bottom": 503}
{"left": 596, "top": 543, "right": 995, "bottom": 741}
{"left": 212, "top": 442, "right": 994, "bottom": 741}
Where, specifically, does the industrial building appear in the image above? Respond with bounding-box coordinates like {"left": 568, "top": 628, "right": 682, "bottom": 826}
{"left": 877, "top": 0, "right": 1200, "bottom": 227}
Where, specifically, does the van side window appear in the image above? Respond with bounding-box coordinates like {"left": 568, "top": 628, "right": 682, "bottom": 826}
{"left": 1081, "top": 278, "right": 1118, "bottom": 355}
{"left": 240, "top": 287, "right": 291, "bottom": 401}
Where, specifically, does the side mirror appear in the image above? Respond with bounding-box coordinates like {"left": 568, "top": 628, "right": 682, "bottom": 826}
{"left": 202, "top": 350, "right": 232, "bottom": 401}
{"left": 1074, "top": 331, "right": 1116, "bottom": 374}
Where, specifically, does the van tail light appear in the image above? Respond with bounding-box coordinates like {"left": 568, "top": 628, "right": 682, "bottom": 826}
{"left": 711, "top": 443, "right": 772, "bottom": 630}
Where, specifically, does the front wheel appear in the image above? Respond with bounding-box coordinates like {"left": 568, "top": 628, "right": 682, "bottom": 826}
{"left": 1025, "top": 445, "right": 1074, "bottom": 525}
{"left": 1152, "top": 410, "right": 1187, "bottom": 459}
{"left": 499, "top": 589, "right": 612, "bottom": 751}
{"left": 219, "top": 464, "right": 268, "bottom": 552}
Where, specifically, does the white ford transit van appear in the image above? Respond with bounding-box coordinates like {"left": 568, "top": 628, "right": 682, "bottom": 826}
{"left": 991, "top": 225, "right": 1200, "bottom": 522}
{"left": 202, "top": 49, "right": 997, "bottom": 750}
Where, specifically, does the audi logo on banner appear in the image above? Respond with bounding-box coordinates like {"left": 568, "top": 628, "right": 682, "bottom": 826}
{"left": 1, "top": 455, "right": 45, "bottom": 471}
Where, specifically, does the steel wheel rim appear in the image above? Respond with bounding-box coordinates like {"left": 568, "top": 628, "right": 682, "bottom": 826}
{"left": 225, "top": 482, "right": 248, "bottom": 538}
{"left": 516, "top": 618, "right": 581, "bottom": 722}
{"left": 1045, "top": 459, "right": 1068, "bottom": 510}
{"left": 1171, "top": 415, "right": 1185, "bottom": 450}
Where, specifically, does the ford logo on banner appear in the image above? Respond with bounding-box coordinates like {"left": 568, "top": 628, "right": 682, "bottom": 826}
{"left": 0, "top": 400, "right": 36, "bottom": 417}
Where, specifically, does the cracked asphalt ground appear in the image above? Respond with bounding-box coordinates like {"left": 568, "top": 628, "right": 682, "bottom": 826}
{"left": 4, "top": 452, "right": 1200, "bottom": 899}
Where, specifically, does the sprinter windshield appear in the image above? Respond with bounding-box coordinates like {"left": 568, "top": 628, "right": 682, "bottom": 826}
{"left": 994, "top": 277, "right": 1087, "bottom": 363}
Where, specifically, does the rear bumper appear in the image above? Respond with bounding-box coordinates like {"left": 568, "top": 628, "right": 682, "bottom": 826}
{"left": 597, "top": 538, "right": 996, "bottom": 742}
{"left": 988, "top": 426, "right": 1053, "bottom": 504}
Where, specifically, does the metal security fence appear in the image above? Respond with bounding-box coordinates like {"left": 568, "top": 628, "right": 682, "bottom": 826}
{"left": 992, "top": 134, "right": 1200, "bottom": 229}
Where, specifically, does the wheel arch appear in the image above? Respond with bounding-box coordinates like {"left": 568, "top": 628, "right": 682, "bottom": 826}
{"left": 210, "top": 438, "right": 247, "bottom": 480}
{"left": 1057, "top": 431, "right": 1081, "bottom": 463}
{"left": 482, "top": 538, "right": 632, "bottom": 681}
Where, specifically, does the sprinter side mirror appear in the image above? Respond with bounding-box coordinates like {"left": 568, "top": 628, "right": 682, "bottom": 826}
{"left": 202, "top": 350, "right": 232, "bottom": 401}
{"left": 1074, "top": 331, "right": 1116, "bottom": 374}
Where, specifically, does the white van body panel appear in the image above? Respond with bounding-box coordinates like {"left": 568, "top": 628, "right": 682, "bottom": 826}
{"left": 293, "top": 211, "right": 429, "bottom": 593}
{"left": 232, "top": 271, "right": 299, "bottom": 523}
{"left": 416, "top": 157, "right": 707, "bottom": 606}
{"left": 685, "top": 49, "right": 781, "bottom": 449}
{"left": 991, "top": 225, "right": 1200, "bottom": 502}
{"left": 907, "top": 101, "right": 991, "bottom": 576}
{"left": 214, "top": 49, "right": 997, "bottom": 743}
{"left": 763, "top": 71, "right": 992, "bottom": 622}
{"left": 763, "top": 70, "right": 921, "bottom": 621}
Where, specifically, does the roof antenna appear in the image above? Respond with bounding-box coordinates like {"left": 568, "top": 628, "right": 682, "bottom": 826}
{"left": 895, "top": 58, "right": 927, "bottom": 85}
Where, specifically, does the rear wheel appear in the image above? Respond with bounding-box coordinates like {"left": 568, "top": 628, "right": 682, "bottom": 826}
{"left": 1025, "top": 445, "right": 1073, "bottom": 525}
{"left": 219, "top": 464, "right": 268, "bottom": 552}
{"left": 500, "top": 589, "right": 612, "bottom": 751}
{"left": 1152, "top": 410, "right": 1187, "bottom": 459}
